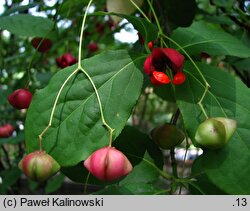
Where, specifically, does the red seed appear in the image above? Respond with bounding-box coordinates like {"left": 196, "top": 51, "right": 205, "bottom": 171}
{"left": 151, "top": 71, "right": 171, "bottom": 86}
{"left": 173, "top": 72, "right": 186, "bottom": 85}
{"left": 148, "top": 41, "right": 154, "bottom": 51}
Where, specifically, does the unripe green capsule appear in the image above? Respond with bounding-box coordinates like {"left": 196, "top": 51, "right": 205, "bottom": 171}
{"left": 195, "top": 117, "right": 237, "bottom": 150}
{"left": 18, "top": 151, "right": 60, "bottom": 182}
{"left": 151, "top": 124, "right": 185, "bottom": 149}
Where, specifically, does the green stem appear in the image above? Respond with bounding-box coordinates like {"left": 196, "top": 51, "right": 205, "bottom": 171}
{"left": 146, "top": 0, "right": 163, "bottom": 35}
{"left": 79, "top": 67, "right": 114, "bottom": 147}
{"left": 78, "top": 0, "right": 93, "bottom": 68}
{"left": 161, "top": 34, "right": 210, "bottom": 119}
{"left": 127, "top": 153, "right": 172, "bottom": 180}
{"left": 38, "top": 68, "right": 79, "bottom": 150}
{"left": 170, "top": 148, "right": 178, "bottom": 178}
{"left": 138, "top": 92, "right": 149, "bottom": 128}
{"left": 77, "top": 0, "right": 114, "bottom": 146}
{"left": 129, "top": 0, "right": 151, "bottom": 22}
{"left": 84, "top": 172, "right": 90, "bottom": 194}
{"left": 179, "top": 136, "right": 190, "bottom": 194}
{"left": 38, "top": 0, "right": 114, "bottom": 149}
{"left": 186, "top": 181, "right": 206, "bottom": 195}
{"left": 198, "top": 85, "right": 209, "bottom": 119}
{"left": 26, "top": 36, "right": 49, "bottom": 87}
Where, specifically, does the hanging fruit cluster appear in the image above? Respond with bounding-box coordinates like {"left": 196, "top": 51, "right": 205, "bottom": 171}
{"left": 144, "top": 47, "right": 186, "bottom": 86}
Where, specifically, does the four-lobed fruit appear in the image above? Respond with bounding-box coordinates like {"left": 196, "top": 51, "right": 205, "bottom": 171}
{"left": 0, "top": 124, "right": 15, "bottom": 138}
{"left": 56, "top": 53, "right": 77, "bottom": 68}
{"left": 31, "top": 37, "right": 52, "bottom": 53}
{"left": 143, "top": 47, "right": 186, "bottom": 86}
{"left": 195, "top": 117, "right": 237, "bottom": 150}
{"left": 151, "top": 124, "right": 185, "bottom": 149}
{"left": 8, "top": 89, "right": 32, "bottom": 110}
{"left": 84, "top": 146, "right": 133, "bottom": 181}
{"left": 18, "top": 151, "right": 60, "bottom": 182}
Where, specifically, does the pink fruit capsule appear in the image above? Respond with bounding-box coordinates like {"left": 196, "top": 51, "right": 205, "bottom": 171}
{"left": 84, "top": 146, "right": 133, "bottom": 181}
{"left": 8, "top": 89, "right": 32, "bottom": 110}
{"left": 0, "top": 124, "right": 15, "bottom": 138}
{"left": 18, "top": 151, "right": 60, "bottom": 182}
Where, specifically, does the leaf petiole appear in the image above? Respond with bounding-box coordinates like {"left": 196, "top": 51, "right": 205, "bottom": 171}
{"left": 78, "top": 67, "right": 114, "bottom": 146}
{"left": 38, "top": 68, "right": 79, "bottom": 151}
{"left": 161, "top": 34, "right": 210, "bottom": 119}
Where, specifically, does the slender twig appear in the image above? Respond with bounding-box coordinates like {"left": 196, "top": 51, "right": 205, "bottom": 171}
{"left": 127, "top": 153, "right": 173, "bottom": 180}
{"left": 179, "top": 136, "right": 190, "bottom": 194}
{"left": 78, "top": 0, "right": 93, "bottom": 67}
{"left": 78, "top": 0, "right": 114, "bottom": 146}
{"left": 138, "top": 92, "right": 149, "bottom": 129}
{"left": 84, "top": 172, "right": 90, "bottom": 194}
{"left": 146, "top": 0, "right": 163, "bottom": 35}
{"left": 170, "top": 108, "right": 180, "bottom": 125}
{"left": 129, "top": 0, "right": 150, "bottom": 22}
{"left": 170, "top": 148, "right": 178, "bottom": 178}
{"left": 154, "top": 0, "right": 171, "bottom": 35}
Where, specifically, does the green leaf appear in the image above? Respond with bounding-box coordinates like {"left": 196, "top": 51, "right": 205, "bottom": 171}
{"left": 61, "top": 126, "right": 164, "bottom": 186}
{"left": 176, "top": 62, "right": 250, "bottom": 194}
{"left": 59, "top": 0, "right": 89, "bottom": 18}
{"left": 172, "top": 21, "right": 250, "bottom": 57}
{"left": 25, "top": 50, "right": 145, "bottom": 167}
{"left": 114, "top": 126, "right": 164, "bottom": 185}
{"left": 212, "top": 0, "right": 234, "bottom": 7}
{"left": 161, "top": 0, "right": 197, "bottom": 27}
{"left": 0, "top": 14, "right": 54, "bottom": 37}
{"left": 61, "top": 162, "right": 104, "bottom": 185}
{"left": 106, "top": 0, "right": 144, "bottom": 24}
{"left": 93, "top": 12, "right": 158, "bottom": 44}
{"left": 93, "top": 183, "right": 164, "bottom": 195}
{"left": 204, "top": 15, "right": 234, "bottom": 26}
{"left": 233, "top": 58, "right": 250, "bottom": 72}
{"left": 45, "top": 174, "right": 65, "bottom": 194}
{"left": 2, "top": 3, "right": 40, "bottom": 16}
{"left": 0, "top": 167, "right": 21, "bottom": 194}
{"left": 154, "top": 84, "right": 176, "bottom": 102}
{"left": 0, "top": 131, "right": 24, "bottom": 145}
{"left": 190, "top": 156, "right": 226, "bottom": 195}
